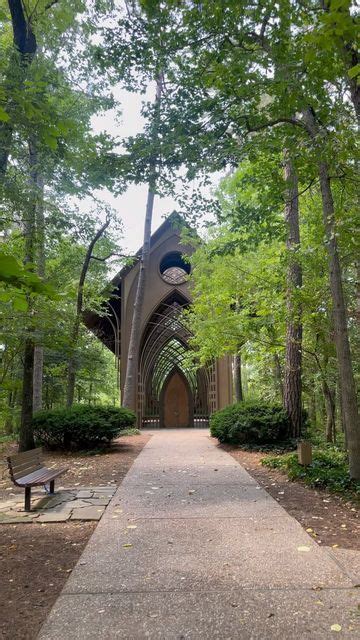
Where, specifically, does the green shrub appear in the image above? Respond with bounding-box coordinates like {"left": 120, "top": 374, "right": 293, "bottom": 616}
{"left": 210, "top": 401, "right": 290, "bottom": 445}
{"left": 262, "top": 447, "right": 360, "bottom": 498}
{"left": 32, "top": 405, "right": 136, "bottom": 450}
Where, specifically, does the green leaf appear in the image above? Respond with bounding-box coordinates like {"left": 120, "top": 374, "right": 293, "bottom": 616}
{"left": 0, "top": 251, "right": 57, "bottom": 298}
{"left": 0, "top": 107, "right": 10, "bottom": 122}
{"left": 348, "top": 64, "right": 360, "bottom": 80}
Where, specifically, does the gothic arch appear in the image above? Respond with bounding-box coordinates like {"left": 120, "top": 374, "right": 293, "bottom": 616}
{"left": 138, "top": 291, "right": 211, "bottom": 428}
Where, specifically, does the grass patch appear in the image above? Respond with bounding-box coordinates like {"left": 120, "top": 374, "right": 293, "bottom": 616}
{"left": 0, "top": 434, "right": 14, "bottom": 443}
{"left": 229, "top": 440, "right": 297, "bottom": 453}
{"left": 262, "top": 446, "right": 360, "bottom": 501}
{"left": 118, "top": 428, "right": 141, "bottom": 437}
{"left": 0, "top": 433, "right": 15, "bottom": 453}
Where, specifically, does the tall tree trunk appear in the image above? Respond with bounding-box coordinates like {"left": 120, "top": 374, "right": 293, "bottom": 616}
{"left": 19, "top": 339, "right": 35, "bottom": 451}
{"left": 1, "top": 0, "right": 37, "bottom": 175}
{"left": 283, "top": 152, "right": 303, "bottom": 438}
{"left": 66, "top": 317, "right": 80, "bottom": 408}
{"left": 33, "top": 350, "right": 44, "bottom": 412}
{"left": 4, "top": 389, "right": 17, "bottom": 435}
{"left": 30, "top": 138, "right": 45, "bottom": 413}
{"left": 45, "top": 383, "right": 50, "bottom": 410}
{"left": 273, "top": 353, "right": 284, "bottom": 401}
{"left": 303, "top": 107, "right": 360, "bottom": 478}
{"left": 308, "top": 381, "right": 317, "bottom": 429}
{"left": 322, "top": 379, "right": 336, "bottom": 443}
{"left": 8, "top": 0, "right": 38, "bottom": 451}
{"left": 317, "top": 162, "right": 359, "bottom": 472}
{"left": 233, "top": 352, "right": 243, "bottom": 402}
{"left": 122, "top": 75, "right": 163, "bottom": 410}
{"left": 0, "top": 121, "right": 13, "bottom": 177}
{"left": 356, "top": 261, "right": 360, "bottom": 327}
{"left": 66, "top": 219, "right": 111, "bottom": 407}
{"left": 18, "top": 138, "right": 39, "bottom": 451}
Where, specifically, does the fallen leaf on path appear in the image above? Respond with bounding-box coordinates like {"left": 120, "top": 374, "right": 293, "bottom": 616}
{"left": 123, "top": 543, "right": 132, "bottom": 548}
{"left": 297, "top": 546, "right": 311, "bottom": 552}
{"left": 330, "top": 624, "right": 342, "bottom": 632}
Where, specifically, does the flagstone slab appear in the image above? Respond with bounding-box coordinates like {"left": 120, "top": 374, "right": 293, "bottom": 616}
{"left": 88, "top": 486, "right": 117, "bottom": 492}
{"left": 0, "top": 515, "right": 34, "bottom": 524}
{"left": 83, "top": 498, "right": 111, "bottom": 506}
{"left": 70, "top": 506, "right": 105, "bottom": 521}
{"left": 0, "top": 485, "right": 114, "bottom": 524}
{"left": 76, "top": 491, "right": 93, "bottom": 499}
{"left": 37, "top": 511, "right": 72, "bottom": 523}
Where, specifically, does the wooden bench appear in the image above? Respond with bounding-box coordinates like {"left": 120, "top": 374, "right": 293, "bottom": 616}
{"left": 7, "top": 448, "right": 68, "bottom": 511}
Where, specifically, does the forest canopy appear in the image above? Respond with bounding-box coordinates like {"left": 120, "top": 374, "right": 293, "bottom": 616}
{"left": 0, "top": 1, "right": 359, "bottom": 477}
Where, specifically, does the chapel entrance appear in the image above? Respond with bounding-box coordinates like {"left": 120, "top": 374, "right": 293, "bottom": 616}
{"left": 84, "top": 214, "right": 232, "bottom": 430}
{"left": 161, "top": 369, "right": 193, "bottom": 428}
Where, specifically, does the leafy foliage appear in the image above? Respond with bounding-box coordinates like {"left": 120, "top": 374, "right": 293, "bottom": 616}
{"left": 210, "top": 401, "right": 290, "bottom": 445}
{"left": 32, "top": 405, "right": 136, "bottom": 450}
{"left": 0, "top": 250, "right": 56, "bottom": 297}
{"left": 262, "top": 448, "right": 360, "bottom": 499}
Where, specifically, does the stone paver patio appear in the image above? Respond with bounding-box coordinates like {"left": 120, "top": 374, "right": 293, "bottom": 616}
{"left": 0, "top": 486, "right": 116, "bottom": 523}
{"left": 38, "top": 430, "right": 359, "bottom": 639}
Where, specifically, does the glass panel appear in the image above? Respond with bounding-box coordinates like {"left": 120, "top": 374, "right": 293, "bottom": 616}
{"left": 161, "top": 266, "right": 188, "bottom": 285}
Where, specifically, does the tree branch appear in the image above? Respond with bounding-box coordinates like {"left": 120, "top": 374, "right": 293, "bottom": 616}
{"left": 90, "top": 252, "right": 137, "bottom": 263}
{"left": 244, "top": 116, "right": 306, "bottom": 133}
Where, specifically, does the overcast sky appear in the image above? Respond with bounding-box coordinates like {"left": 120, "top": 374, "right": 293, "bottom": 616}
{"left": 88, "top": 85, "right": 221, "bottom": 254}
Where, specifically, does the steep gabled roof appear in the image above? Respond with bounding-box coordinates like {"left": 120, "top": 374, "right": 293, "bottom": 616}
{"left": 111, "top": 211, "right": 191, "bottom": 287}
{"left": 83, "top": 212, "right": 193, "bottom": 353}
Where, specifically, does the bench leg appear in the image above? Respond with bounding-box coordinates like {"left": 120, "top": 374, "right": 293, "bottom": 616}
{"left": 24, "top": 486, "right": 31, "bottom": 511}
{"left": 49, "top": 480, "right": 55, "bottom": 494}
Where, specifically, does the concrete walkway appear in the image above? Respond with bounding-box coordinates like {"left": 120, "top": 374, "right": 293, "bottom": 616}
{"left": 38, "top": 430, "right": 359, "bottom": 639}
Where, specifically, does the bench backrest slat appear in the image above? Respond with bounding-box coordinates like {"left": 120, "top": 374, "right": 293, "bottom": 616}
{"left": 9, "top": 447, "right": 43, "bottom": 464}
{"left": 7, "top": 448, "right": 43, "bottom": 481}
{"left": 13, "top": 463, "right": 43, "bottom": 480}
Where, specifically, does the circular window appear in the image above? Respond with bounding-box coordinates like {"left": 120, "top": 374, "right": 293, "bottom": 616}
{"left": 159, "top": 252, "right": 190, "bottom": 285}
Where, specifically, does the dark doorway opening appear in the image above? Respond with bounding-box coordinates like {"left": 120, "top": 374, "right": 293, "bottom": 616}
{"left": 160, "top": 368, "right": 194, "bottom": 428}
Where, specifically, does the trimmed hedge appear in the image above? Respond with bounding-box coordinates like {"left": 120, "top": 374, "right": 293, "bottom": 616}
{"left": 210, "top": 401, "right": 290, "bottom": 445}
{"left": 32, "top": 405, "right": 136, "bottom": 450}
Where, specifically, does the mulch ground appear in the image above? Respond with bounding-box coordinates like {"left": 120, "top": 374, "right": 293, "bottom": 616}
{"left": 0, "top": 433, "right": 150, "bottom": 640}
{"left": 219, "top": 441, "right": 360, "bottom": 551}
